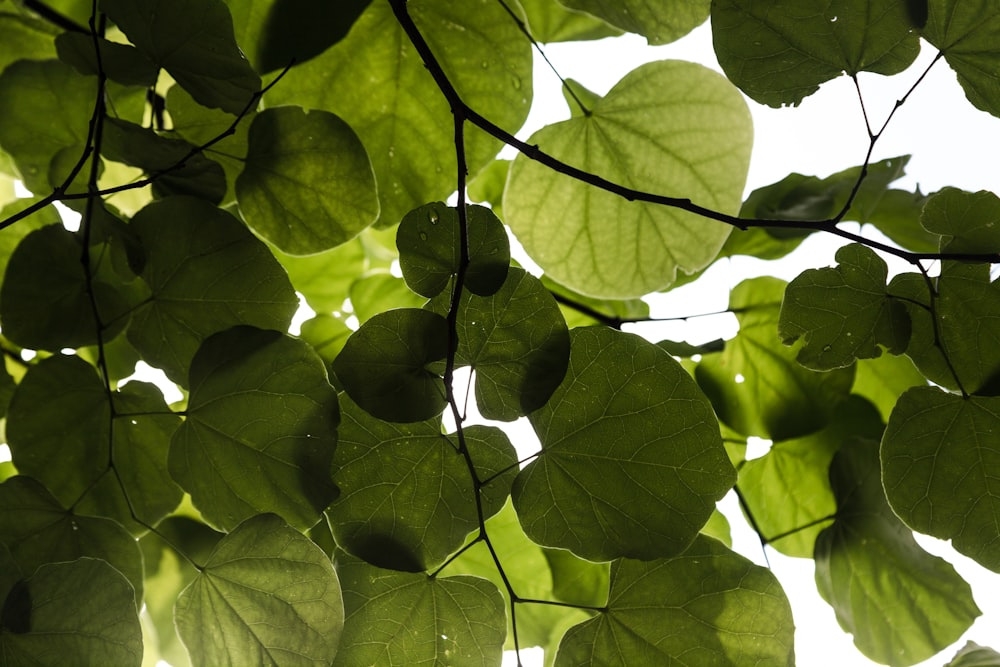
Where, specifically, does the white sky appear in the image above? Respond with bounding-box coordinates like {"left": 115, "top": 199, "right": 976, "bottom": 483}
{"left": 493, "top": 21, "right": 1000, "bottom": 667}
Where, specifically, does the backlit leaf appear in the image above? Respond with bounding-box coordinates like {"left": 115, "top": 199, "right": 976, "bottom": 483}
{"left": 333, "top": 308, "right": 448, "bottom": 423}
{"left": 333, "top": 556, "right": 505, "bottom": 666}
{"left": 559, "top": 0, "right": 708, "bottom": 44}
{"left": 513, "top": 327, "right": 735, "bottom": 561}
{"left": 712, "top": 0, "right": 919, "bottom": 107}
{"left": 519, "top": 0, "right": 622, "bottom": 42}
{"left": 127, "top": 196, "right": 298, "bottom": 384}
{"left": 946, "top": 642, "right": 1000, "bottom": 667}
{"left": 851, "top": 352, "right": 927, "bottom": 422}
{"left": 881, "top": 386, "right": 1000, "bottom": 572}
{"left": 101, "top": 0, "right": 261, "bottom": 114}
{"left": 920, "top": 187, "right": 1000, "bottom": 254}
{"left": 170, "top": 327, "right": 339, "bottom": 532}
{"left": 816, "top": 437, "right": 980, "bottom": 665}
{"left": 348, "top": 272, "right": 427, "bottom": 324}
{"left": 175, "top": 514, "right": 344, "bottom": 667}
{"left": 0, "top": 13, "right": 58, "bottom": 76}
{"left": 555, "top": 536, "right": 795, "bottom": 666}
{"left": 274, "top": 238, "right": 366, "bottom": 314}
{"left": 505, "top": 60, "right": 751, "bottom": 298}
{"left": 0, "top": 558, "right": 142, "bottom": 667}
{"left": 237, "top": 106, "right": 379, "bottom": 254}
{"left": 923, "top": 0, "right": 1000, "bottom": 117}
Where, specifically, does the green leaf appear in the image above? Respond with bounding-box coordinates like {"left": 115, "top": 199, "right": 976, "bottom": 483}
{"left": 332, "top": 308, "right": 448, "bottom": 423}
{"left": 559, "top": 0, "right": 709, "bottom": 44}
{"left": 396, "top": 202, "right": 510, "bottom": 298}
{"left": 127, "top": 196, "right": 298, "bottom": 384}
{"left": 816, "top": 436, "right": 980, "bottom": 665}
{"left": 932, "top": 263, "right": 1000, "bottom": 395}
{"left": 513, "top": 327, "right": 735, "bottom": 561}
{"left": 175, "top": 513, "right": 344, "bottom": 667}
{"left": 236, "top": 106, "right": 379, "bottom": 254}
{"left": 696, "top": 277, "right": 856, "bottom": 439}
{"left": 543, "top": 548, "right": 609, "bottom": 608}
{"left": 881, "top": 386, "right": 1000, "bottom": 572}
{"left": 712, "top": 0, "right": 919, "bottom": 107}
{"left": 555, "top": 536, "right": 795, "bottom": 666}
{"left": 519, "top": 0, "right": 622, "bottom": 42}
{"left": 864, "top": 187, "right": 937, "bottom": 254}
{"left": 300, "top": 314, "right": 353, "bottom": 367}
{"left": 333, "top": 556, "right": 505, "bottom": 666}
{"left": 101, "top": 0, "right": 261, "bottom": 114}
{"left": 329, "top": 394, "right": 517, "bottom": 571}
{"left": 0, "top": 558, "right": 142, "bottom": 667}
{"left": 0, "top": 13, "right": 58, "bottom": 76}
{"left": 946, "top": 642, "right": 1000, "bottom": 667}
{"left": 920, "top": 187, "right": 1000, "bottom": 253}
{"left": 0, "top": 476, "right": 145, "bottom": 604}
{"left": 0, "top": 59, "right": 91, "bottom": 193}
{"left": 348, "top": 271, "right": 427, "bottom": 323}
{"left": 0, "top": 199, "right": 59, "bottom": 297}
{"left": 55, "top": 32, "right": 158, "bottom": 86}
{"left": 542, "top": 274, "right": 650, "bottom": 329}
{"left": 273, "top": 238, "right": 366, "bottom": 314}
{"left": 0, "top": 225, "right": 132, "bottom": 351}
{"left": 432, "top": 267, "right": 570, "bottom": 421}
{"left": 779, "top": 243, "right": 910, "bottom": 370}
{"left": 739, "top": 396, "right": 884, "bottom": 557}
{"left": 101, "top": 118, "right": 226, "bottom": 203}
{"left": 851, "top": 352, "right": 927, "bottom": 422}
{"left": 170, "top": 327, "right": 340, "bottom": 532}
{"left": 505, "top": 60, "right": 751, "bottom": 298}
{"left": 923, "top": 1, "right": 1000, "bottom": 117}
{"left": 266, "top": 0, "right": 532, "bottom": 226}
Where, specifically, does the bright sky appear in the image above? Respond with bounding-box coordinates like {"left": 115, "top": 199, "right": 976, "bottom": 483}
{"left": 493, "top": 20, "right": 1000, "bottom": 667}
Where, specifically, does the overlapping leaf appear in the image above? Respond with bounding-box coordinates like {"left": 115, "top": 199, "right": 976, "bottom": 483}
{"left": 817, "top": 437, "right": 980, "bottom": 664}
{"left": 273, "top": 238, "right": 366, "bottom": 314}
{"left": 329, "top": 394, "right": 517, "bottom": 571}
{"left": 513, "top": 327, "right": 735, "bottom": 561}
{"left": 505, "top": 60, "right": 751, "bottom": 298}
{"left": 175, "top": 514, "right": 344, "bottom": 667}
{"left": 881, "top": 386, "right": 1000, "bottom": 572}
{"left": 0, "top": 558, "right": 142, "bottom": 667}
{"left": 101, "top": 0, "right": 261, "bottom": 114}
{"left": 170, "top": 327, "right": 340, "bottom": 532}
{"left": 236, "top": 106, "right": 379, "bottom": 254}
{"left": 559, "top": 0, "right": 708, "bottom": 44}
{"left": 555, "top": 536, "right": 795, "bottom": 666}
{"left": 851, "top": 352, "right": 927, "bottom": 422}
{"left": 946, "top": 642, "right": 1000, "bottom": 667}
{"left": 519, "top": 0, "right": 621, "bottom": 42}
{"left": 333, "top": 308, "right": 449, "bottom": 422}
{"left": 55, "top": 32, "right": 157, "bottom": 86}
{"left": 334, "top": 556, "right": 505, "bottom": 666}
{"left": 779, "top": 243, "right": 910, "bottom": 370}
{"left": 696, "top": 277, "right": 855, "bottom": 439}
{"left": 0, "top": 13, "right": 58, "bottom": 75}
{"left": 127, "top": 196, "right": 298, "bottom": 384}
{"left": 712, "top": 0, "right": 919, "bottom": 107}
{"left": 923, "top": 0, "right": 1000, "bottom": 117}
{"left": 266, "top": 0, "right": 532, "bottom": 226}
{"left": 920, "top": 187, "right": 1000, "bottom": 254}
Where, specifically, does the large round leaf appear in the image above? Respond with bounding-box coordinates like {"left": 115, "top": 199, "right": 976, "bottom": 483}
{"left": 237, "top": 106, "right": 379, "bottom": 254}
{"left": 512, "top": 327, "right": 735, "bottom": 561}
{"left": 504, "top": 60, "right": 752, "bottom": 298}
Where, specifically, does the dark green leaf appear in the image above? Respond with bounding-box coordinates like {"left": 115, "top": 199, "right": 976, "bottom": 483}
{"left": 0, "top": 199, "right": 59, "bottom": 297}
{"left": 712, "top": 0, "right": 919, "bottom": 107}
{"left": 816, "top": 437, "right": 980, "bottom": 664}
{"left": 0, "top": 558, "right": 142, "bottom": 667}
{"left": 739, "top": 396, "right": 884, "bottom": 557}
{"left": 559, "top": 0, "right": 708, "bottom": 44}
{"left": 55, "top": 32, "right": 158, "bottom": 86}
{"left": 505, "top": 60, "right": 751, "bottom": 298}
{"left": 396, "top": 203, "right": 510, "bottom": 298}
{"left": 0, "top": 59, "right": 91, "bottom": 193}
{"left": 431, "top": 267, "right": 570, "bottom": 421}
{"left": 127, "top": 196, "right": 298, "bottom": 384}
{"left": 555, "top": 536, "right": 795, "bottom": 666}
{"left": 513, "top": 327, "right": 735, "bottom": 561}
{"left": 932, "top": 263, "right": 1000, "bottom": 395}
{"left": 170, "top": 327, "right": 339, "bottom": 532}
{"left": 101, "top": 118, "right": 226, "bottom": 203}
{"left": 946, "top": 642, "right": 1000, "bottom": 667}
{"left": 329, "top": 394, "right": 517, "bottom": 570}
{"left": 923, "top": 1, "right": 1000, "bottom": 117}
{"left": 543, "top": 274, "right": 650, "bottom": 329}
{"left": 881, "top": 386, "right": 1000, "bottom": 572}
{"left": 236, "top": 106, "right": 379, "bottom": 254}
{"left": 101, "top": 0, "right": 261, "bottom": 114}
{"left": 519, "top": 0, "right": 622, "bottom": 42}
{"left": 920, "top": 187, "right": 1000, "bottom": 253}
{"left": 779, "top": 243, "right": 910, "bottom": 370}
{"left": 175, "top": 514, "right": 344, "bottom": 667}
{"left": 333, "top": 556, "right": 505, "bottom": 666}
{"left": 332, "top": 308, "right": 448, "bottom": 423}
{"left": 864, "top": 186, "right": 937, "bottom": 254}
{"left": 0, "top": 476, "right": 145, "bottom": 604}
{"left": 696, "top": 277, "right": 855, "bottom": 439}
{"left": 266, "top": 0, "right": 532, "bottom": 226}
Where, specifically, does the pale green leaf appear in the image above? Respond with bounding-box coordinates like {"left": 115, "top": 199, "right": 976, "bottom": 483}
{"left": 175, "top": 514, "right": 344, "bottom": 667}
{"left": 0, "top": 13, "right": 58, "bottom": 75}
{"left": 513, "top": 327, "right": 735, "bottom": 561}
{"left": 505, "top": 60, "right": 751, "bottom": 298}
{"left": 852, "top": 352, "right": 927, "bottom": 422}
{"left": 348, "top": 271, "right": 427, "bottom": 323}
{"left": 946, "top": 642, "right": 1000, "bottom": 667}
{"left": 519, "top": 0, "right": 622, "bottom": 42}
{"left": 559, "top": 0, "right": 708, "bottom": 44}
{"left": 273, "top": 238, "right": 366, "bottom": 314}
